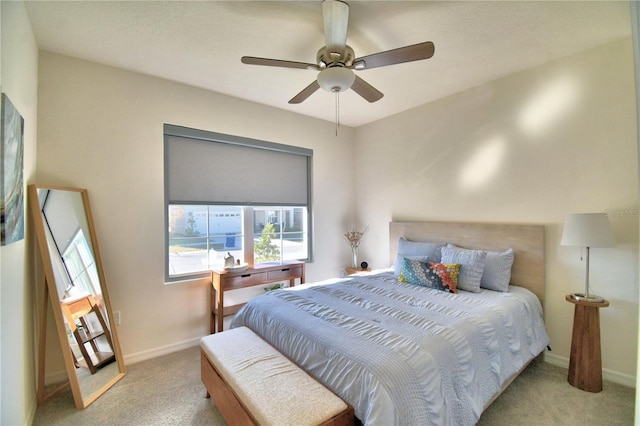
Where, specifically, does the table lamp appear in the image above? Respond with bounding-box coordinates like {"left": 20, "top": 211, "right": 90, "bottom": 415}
{"left": 561, "top": 213, "right": 616, "bottom": 302}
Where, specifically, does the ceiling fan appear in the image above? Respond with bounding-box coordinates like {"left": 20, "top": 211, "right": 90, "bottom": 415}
{"left": 241, "top": 0, "right": 435, "bottom": 105}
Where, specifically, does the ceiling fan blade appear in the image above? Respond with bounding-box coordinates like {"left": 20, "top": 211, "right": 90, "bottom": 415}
{"left": 354, "top": 41, "right": 435, "bottom": 70}
{"left": 322, "top": 0, "right": 349, "bottom": 56}
{"left": 242, "top": 56, "right": 319, "bottom": 71}
{"left": 351, "top": 75, "right": 383, "bottom": 103}
{"left": 289, "top": 81, "right": 321, "bottom": 104}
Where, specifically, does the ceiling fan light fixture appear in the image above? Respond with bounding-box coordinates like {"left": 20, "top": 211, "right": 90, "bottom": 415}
{"left": 317, "top": 67, "right": 355, "bottom": 93}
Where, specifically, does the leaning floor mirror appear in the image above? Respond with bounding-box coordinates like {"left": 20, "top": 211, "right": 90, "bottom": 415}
{"left": 28, "top": 184, "right": 125, "bottom": 408}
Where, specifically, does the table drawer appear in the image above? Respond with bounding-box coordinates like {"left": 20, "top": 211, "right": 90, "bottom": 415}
{"left": 224, "top": 272, "right": 268, "bottom": 289}
{"left": 267, "top": 266, "right": 302, "bottom": 282}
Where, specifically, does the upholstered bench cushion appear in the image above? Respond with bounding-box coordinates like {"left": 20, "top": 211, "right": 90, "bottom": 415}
{"left": 201, "top": 326, "right": 349, "bottom": 426}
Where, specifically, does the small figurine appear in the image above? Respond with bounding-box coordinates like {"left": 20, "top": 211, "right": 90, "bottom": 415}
{"left": 224, "top": 252, "right": 235, "bottom": 268}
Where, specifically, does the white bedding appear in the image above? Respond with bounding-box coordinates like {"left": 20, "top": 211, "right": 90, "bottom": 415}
{"left": 231, "top": 270, "right": 549, "bottom": 425}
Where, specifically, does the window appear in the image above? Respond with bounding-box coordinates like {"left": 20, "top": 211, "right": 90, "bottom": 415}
{"left": 253, "top": 206, "right": 308, "bottom": 263}
{"left": 164, "top": 125, "right": 312, "bottom": 281}
{"left": 62, "top": 229, "right": 100, "bottom": 296}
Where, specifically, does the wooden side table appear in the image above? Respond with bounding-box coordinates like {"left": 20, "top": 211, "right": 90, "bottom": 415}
{"left": 344, "top": 267, "right": 371, "bottom": 275}
{"left": 566, "top": 294, "right": 609, "bottom": 392}
{"left": 210, "top": 261, "right": 305, "bottom": 333}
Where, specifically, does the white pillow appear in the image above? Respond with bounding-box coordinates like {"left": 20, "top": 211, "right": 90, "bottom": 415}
{"left": 480, "top": 248, "right": 514, "bottom": 292}
{"left": 440, "top": 246, "right": 487, "bottom": 293}
{"left": 392, "top": 238, "right": 446, "bottom": 277}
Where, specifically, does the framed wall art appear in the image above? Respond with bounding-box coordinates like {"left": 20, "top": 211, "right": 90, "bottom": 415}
{"left": 1, "top": 93, "right": 25, "bottom": 245}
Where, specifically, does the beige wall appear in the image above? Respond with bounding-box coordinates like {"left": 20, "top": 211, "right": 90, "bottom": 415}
{"left": 354, "top": 38, "right": 639, "bottom": 384}
{"left": 36, "top": 51, "right": 357, "bottom": 362}
{"left": 0, "top": 1, "right": 39, "bottom": 424}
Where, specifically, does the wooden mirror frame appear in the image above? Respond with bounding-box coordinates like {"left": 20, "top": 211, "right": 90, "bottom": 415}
{"left": 28, "top": 184, "right": 125, "bottom": 408}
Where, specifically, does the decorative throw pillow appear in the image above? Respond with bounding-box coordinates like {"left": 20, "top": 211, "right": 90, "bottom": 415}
{"left": 393, "top": 254, "right": 429, "bottom": 274}
{"left": 393, "top": 237, "right": 446, "bottom": 277}
{"left": 398, "top": 257, "right": 460, "bottom": 293}
{"left": 480, "top": 248, "right": 515, "bottom": 292}
{"left": 440, "top": 246, "right": 487, "bottom": 293}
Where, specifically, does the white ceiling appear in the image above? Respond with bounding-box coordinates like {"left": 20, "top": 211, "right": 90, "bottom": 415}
{"left": 24, "top": 1, "right": 632, "bottom": 127}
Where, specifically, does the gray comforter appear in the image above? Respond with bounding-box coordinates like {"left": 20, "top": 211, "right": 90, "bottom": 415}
{"left": 231, "top": 271, "right": 549, "bottom": 425}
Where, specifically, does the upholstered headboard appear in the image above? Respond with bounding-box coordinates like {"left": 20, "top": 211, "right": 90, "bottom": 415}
{"left": 389, "top": 221, "right": 545, "bottom": 305}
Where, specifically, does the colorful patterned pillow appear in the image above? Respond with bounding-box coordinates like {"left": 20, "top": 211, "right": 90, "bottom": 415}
{"left": 398, "top": 257, "right": 460, "bottom": 293}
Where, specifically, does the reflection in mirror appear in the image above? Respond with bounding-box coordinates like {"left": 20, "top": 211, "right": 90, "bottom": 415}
{"left": 29, "top": 185, "right": 125, "bottom": 409}
{"left": 39, "top": 189, "right": 99, "bottom": 300}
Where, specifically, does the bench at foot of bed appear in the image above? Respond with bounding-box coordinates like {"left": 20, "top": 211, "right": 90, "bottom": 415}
{"left": 201, "top": 326, "right": 354, "bottom": 426}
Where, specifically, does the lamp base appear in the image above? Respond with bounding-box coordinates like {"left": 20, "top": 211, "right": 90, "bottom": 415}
{"left": 570, "top": 293, "right": 605, "bottom": 303}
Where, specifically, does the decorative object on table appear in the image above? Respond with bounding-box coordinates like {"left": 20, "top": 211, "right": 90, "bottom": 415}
{"left": 360, "top": 261, "right": 368, "bottom": 270}
{"left": 1, "top": 93, "right": 25, "bottom": 245}
{"left": 224, "top": 252, "right": 235, "bottom": 268}
{"left": 561, "top": 213, "right": 616, "bottom": 302}
{"left": 225, "top": 263, "right": 249, "bottom": 273}
{"left": 344, "top": 225, "right": 368, "bottom": 268}
{"left": 223, "top": 253, "right": 248, "bottom": 272}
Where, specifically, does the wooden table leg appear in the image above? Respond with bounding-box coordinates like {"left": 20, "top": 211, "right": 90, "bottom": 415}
{"left": 568, "top": 303, "right": 604, "bottom": 392}
{"left": 210, "top": 285, "right": 216, "bottom": 334}
{"left": 217, "top": 286, "right": 224, "bottom": 333}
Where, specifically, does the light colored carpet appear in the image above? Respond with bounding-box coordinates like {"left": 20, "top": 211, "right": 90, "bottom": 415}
{"left": 34, "top": 346, "right": 635, "bottom": 425}
{"left": 478, "top": 356, "right": 634, "bottom": 425}
{"left": 34, "top": 346, "right": 226, "bottom": 426}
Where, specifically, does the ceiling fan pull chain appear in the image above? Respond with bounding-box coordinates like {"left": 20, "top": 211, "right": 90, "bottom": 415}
{"left": 335, "top": 90, "right": 340, "bottom": 136}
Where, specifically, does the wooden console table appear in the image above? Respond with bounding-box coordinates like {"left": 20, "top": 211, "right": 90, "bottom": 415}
{"left": 566, "top": 294, "right": 609, "bottom": 392}
{"left": 60, "top": 293, "right": 115, "bottom": 374}
{"left": 210, "top": 261, "right": 305, "bottom": 333}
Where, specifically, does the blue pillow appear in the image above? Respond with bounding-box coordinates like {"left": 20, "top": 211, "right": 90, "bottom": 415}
{"left": 480, "top": 248, "right": 514, "bottom": 292}
{"left": 393, "top": 237, "right": 446, "bottom": 277}
{"left": 440, "top": 246, "right": 487, "bottom": 293}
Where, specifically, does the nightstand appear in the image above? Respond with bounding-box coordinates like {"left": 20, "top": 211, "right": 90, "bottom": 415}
{"left": 566, "top": 294, "right": 609, "bottom": 392}
{"left": 344, "top": 266, "right": 371, "bottom": 275}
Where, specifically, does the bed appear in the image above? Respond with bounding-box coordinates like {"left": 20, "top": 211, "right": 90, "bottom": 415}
{"left": 230, "top": 221, "right": 549, "bottom": 425}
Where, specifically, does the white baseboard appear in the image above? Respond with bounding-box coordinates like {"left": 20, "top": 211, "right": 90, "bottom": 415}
{"left": 123, "top": 336, "right": 202, "bottom": 365}
{"left": 45, "top": 338, "right": 637, "bottom": 390}
{"left": 544, "top": 352, "right": 636, "bottom": 389}
{"left": 45, "top": 336, "right": 206, "bottom": 382}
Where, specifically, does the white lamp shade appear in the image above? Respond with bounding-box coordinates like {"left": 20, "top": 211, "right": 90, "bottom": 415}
{"left": 317, "top": 67, "right": 355, "bottom": 93}
{"left": 560, "top": 213, "right": 616, "bottom": 247}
